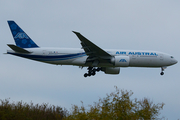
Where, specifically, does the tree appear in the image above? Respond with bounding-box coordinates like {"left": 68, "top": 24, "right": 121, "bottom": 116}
{"left": 64, "top": 86, "right": 164, "bottom": 120}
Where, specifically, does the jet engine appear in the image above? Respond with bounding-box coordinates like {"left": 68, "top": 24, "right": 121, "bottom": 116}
{"left": 111, "top": 56, "right": 130, "bottom": 67}
{"left": 102, "top": 67, "right": 120, "bottom": 74}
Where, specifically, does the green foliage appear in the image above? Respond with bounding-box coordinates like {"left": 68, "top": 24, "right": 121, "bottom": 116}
{"left": 64, "top": 86, "right": 164, "bottom": 120}
{"left": 0, "top": 87, "right": 165, "bottom": 120}
{"left": 0, "top": 98, "right": 67, "bottom": 120}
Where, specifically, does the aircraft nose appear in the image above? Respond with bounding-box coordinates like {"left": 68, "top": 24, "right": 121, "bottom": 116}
{"left": 172, "top": 59, "right": 178, "bottom": 65}
{"left": 174, "top": 59, "right": 178, "bottom": 64}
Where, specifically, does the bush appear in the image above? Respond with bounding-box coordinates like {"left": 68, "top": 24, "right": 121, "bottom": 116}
{"left": 0, "top": 98, "right": 67, "bottom": 120}
{"left": 64, "top": 86, "right": 164, "bottom": 120}
{"left": 0, "top": 86, "right": 165, "bottom": 120}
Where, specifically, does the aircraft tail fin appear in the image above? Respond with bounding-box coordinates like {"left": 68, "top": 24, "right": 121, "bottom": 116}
{"left": 7, "top": 21, "right": 39, "bottom": 48}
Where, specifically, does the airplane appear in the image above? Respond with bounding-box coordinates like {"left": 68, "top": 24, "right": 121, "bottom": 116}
{"left": 6, "top": 21, "right": 178, "bottom": 77}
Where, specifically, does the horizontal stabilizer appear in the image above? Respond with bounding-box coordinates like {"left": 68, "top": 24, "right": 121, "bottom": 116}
{"left": 7, "top": 44, "right": 31, "bottom": 53}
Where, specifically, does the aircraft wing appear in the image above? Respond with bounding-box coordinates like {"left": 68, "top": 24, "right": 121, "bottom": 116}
{"left": 73, "top": 31, "right": 112, "bottom": 66}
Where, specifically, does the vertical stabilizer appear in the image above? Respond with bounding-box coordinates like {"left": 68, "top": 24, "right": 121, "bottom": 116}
{"left": 7, "top": 21, "right": 39, "bottom": 48}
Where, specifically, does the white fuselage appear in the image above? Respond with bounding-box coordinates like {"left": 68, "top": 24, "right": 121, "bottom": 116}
{"left": 7, "top": 47, "right": 178, "bottom": 68}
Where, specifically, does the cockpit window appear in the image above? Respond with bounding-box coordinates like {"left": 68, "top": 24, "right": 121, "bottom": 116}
{"left": 171, "top": 56, "right": 174, "bottom": 58}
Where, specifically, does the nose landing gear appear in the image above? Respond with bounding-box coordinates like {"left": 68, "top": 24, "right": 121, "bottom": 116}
{"left": 84, "top": 67, "right": 102, "bottom": 77}
{"left": 160, "top": 67, "right": 166, "bottom": 75}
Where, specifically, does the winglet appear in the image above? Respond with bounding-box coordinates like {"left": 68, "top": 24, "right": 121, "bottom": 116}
{"left": 72, "top": 31, "right": 81, "bottom": 34}
{"left": 7, "top": 44, "right": 31, "bottom": 53}
{"left": 72, "top": 31, "right": 77, "bottom": 34}
{"left": 72, "top": 31, "right": 87, "bottom": 41}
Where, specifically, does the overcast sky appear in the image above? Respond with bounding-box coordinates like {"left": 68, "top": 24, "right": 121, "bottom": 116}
{"left": 0, "top": 1, "right": 180, "bottom": 119}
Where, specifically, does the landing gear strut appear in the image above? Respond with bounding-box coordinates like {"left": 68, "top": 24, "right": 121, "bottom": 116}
{"left": 84, "top": 67, "right": 102, "bottom": 77}
{"left": 160, "top": 67, "right": 166, "bottom": 76}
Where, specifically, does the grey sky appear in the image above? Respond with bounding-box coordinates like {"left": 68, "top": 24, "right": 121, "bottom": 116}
{"left": 0, "top": 1, "right": 180, "bottom": 119}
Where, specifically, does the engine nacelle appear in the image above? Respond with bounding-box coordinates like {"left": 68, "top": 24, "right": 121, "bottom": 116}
{"left": 111, "top": 56, "right": 130, "bottom": 67}
{"left": 102, "top": 67, "right": 120, "bottom": 74}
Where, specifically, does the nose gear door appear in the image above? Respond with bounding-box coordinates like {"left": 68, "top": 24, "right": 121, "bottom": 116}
{"left": 159, "top": 54, "right": 164, "bottom": 61}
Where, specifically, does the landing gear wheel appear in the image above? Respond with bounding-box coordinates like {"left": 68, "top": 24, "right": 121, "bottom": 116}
{"left": 160, "top": 72, "right": 164, "bottom": 75}
{"left": 87, "top": 73, "right": 91, "bottom": 76}
{"left": 91, "top": 71, "right": 96, "bottom": 76}
{"left": 84, "top": 73, "right": 88, "bottom": 77}
{"left": 84, "top": 67, "right": 102, "bottom": 77}
{"left": 96, "top": 67, "right": 101, "bottom": 72}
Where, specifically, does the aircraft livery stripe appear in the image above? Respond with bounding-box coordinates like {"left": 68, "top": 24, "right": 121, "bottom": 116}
{"left": 7, "top": 52, "right": 86, "bottom": 61}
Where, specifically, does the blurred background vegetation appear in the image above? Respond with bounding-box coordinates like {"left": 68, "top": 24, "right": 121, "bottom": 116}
{"left": 0, "top": 86, "right": 164, "bottom": 120}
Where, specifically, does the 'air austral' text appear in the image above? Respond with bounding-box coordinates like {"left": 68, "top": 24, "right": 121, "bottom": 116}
{"left": 116, "top": 51, "right": 158, "bottom": 56}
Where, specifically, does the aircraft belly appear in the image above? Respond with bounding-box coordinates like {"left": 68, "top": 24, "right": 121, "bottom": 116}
{"left": 41, "top": 56, "right": 87, "bottom": 66}
{"left": 71, "top": 56, "right": 87, "bottom": 66}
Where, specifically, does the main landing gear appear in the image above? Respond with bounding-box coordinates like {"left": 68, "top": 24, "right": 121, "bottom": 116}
{"left": 84, "top": 67, "right": 102, "bottom": 77}
{"left": 160, "top": 67, "right": 166, "bottom": 75}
